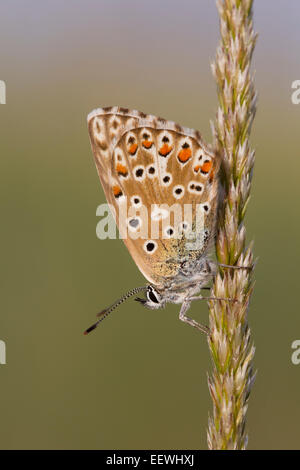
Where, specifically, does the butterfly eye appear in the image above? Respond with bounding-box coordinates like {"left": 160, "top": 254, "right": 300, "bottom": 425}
{"left": 147, "top": 286, "right": 160, "bottom": 304}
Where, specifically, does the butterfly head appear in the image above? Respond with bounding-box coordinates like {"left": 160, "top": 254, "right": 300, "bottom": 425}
{"left": 135, "top": 285, "right": 166, "bottom": 310}
{"left": 135, "top": 281, "right": 198, "bottom": 309}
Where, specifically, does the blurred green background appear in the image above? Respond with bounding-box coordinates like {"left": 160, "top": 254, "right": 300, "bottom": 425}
{"left": 0, "top": 0, "right": 300, "bottom": 450}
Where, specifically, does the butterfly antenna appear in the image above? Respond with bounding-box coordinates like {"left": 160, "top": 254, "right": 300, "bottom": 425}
{"left": 84, "top": 286, "right": 147, "bottom": 335}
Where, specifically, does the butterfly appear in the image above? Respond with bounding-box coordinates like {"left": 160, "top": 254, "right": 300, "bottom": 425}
{"left": 84, "top": 106, "right": 233, "bottom": 336}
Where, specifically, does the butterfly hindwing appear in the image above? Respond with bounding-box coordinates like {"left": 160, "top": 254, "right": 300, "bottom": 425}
{"left": 88, "top": 107, "right": 219, "bottom": 287}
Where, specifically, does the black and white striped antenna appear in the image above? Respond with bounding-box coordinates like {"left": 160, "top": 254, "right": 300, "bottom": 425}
{"left": 84, "top": 286, "right": 147, "bottom": 335}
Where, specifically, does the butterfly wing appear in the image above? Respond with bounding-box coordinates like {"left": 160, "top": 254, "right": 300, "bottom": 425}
{"left": 88, "top": 107, "right": 219, "bottom": 287}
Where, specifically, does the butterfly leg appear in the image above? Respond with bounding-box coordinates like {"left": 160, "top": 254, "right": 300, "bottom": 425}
{"left": 189, "top": 295, "right": 237, "bottom": 302}
{"left": 218, "top": 263, "right": 254, "bottom": 270}
{"left": 179, "top": 301, "right": 210, "bottom": 335}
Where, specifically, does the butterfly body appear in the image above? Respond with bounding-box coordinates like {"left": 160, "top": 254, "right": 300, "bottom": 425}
{"left": 86, "top": 106, "right": 221, "bottom": 334}
{"left": 139, "top": 256, "right": 217, "bottom": 311}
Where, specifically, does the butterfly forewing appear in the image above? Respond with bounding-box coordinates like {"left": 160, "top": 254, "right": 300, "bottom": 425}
{"left": 88, "top": 107, "right": 219, "bottom": 287}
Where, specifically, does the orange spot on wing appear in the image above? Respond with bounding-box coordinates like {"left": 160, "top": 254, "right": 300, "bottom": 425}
{"left": 193, "top": 164, "right": 201, "bottom": 173}
{"left": 112, "top": 185, "right": 122, "bottom": 197}
{"left": 201, "top": 160, "right": 213, "bottom": 174}
{"left": 159, "top": 143, "right": 172, "bottom": 156}
{"left": 129, "top": 143, "right": 138, "bottom": 155}
{"left": 116, "top": 163, "right": 128, "bottom": 176}
{"left": 142, "top": 140, "right": 153, "bottom": 149}
{"left": 178, "top": 147, "right": 192, "bottom": 163}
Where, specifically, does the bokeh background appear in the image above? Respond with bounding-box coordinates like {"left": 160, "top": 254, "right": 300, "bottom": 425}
{"left": 0, "top": 0, "right": 299, "bottom": 450}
